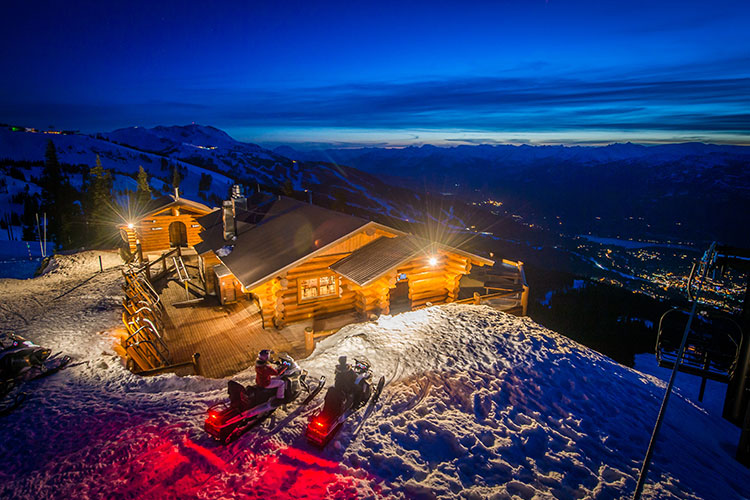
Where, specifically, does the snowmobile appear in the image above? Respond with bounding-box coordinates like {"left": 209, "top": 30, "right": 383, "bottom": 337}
{"left": 205, "top": 353, "right": 324, "bottom": 444}
{"left": 306, "top": 358, "right": 384, "bottom": 447}
{"left": 0, "top": 333, "right": 72, "bottom": 415}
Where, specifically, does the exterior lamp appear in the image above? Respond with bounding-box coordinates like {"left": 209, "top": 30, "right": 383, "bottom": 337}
{"left": 127, "top": 223, "right": 135, "bottom": 229}
{"left": 428, "top": 256, "right": 438, "bottom": 267}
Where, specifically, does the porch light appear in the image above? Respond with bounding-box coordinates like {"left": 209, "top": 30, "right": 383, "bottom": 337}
{"left": 127, "top": 223, "right": 135, "bottom": 229}
{"left": 428, "top": 256, "right": 438, "bottom": 266}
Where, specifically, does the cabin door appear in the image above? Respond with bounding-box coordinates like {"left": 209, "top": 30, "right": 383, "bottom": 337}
{"left": 169, "top": 221, "right": 188, "bottom": 247}
{"left": 389, "top": 279, "right": 410, "bottom": 315}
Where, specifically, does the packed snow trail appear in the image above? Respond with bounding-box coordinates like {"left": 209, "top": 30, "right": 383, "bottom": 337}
{"left": 0, "top": 252, "right": 748, "bottom": 499}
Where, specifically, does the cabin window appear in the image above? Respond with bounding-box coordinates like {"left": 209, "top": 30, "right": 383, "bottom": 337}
{"left": 299, "top": 275, "right": 338, "bottom": 302}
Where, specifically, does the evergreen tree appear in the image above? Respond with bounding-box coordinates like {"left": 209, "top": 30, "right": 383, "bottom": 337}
{"left": 282, "top": 178, "right": 295, "bottom": 197}
{"left": 40, "top": 140, "right": 64, "bottom": 246}
{"left": 136, "top": 165, "right": 152, "bottom": 207}
{"left": 172, "top": 165, "right": 181, "bottom": 193}
{"left": 87, "top": 155, "right": 114, "bottom": 246}
{"left": 198, "top": 172, "right": 212, "bottom": 192}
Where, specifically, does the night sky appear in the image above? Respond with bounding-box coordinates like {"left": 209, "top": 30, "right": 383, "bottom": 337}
{"left": 1, "top": 0, "right": 749, "bottom": 146}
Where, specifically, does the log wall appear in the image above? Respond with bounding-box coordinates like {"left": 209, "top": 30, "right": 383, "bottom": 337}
{"left": 124, "top": 206, "right": 211, "bottom": 254}
{"left": 200, "top": 252, "right": 222, "bottom": 296}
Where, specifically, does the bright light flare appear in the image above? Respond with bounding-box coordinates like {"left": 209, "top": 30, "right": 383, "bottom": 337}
{"left": 127, "top": 223, "right": 135, "bottom": 229}
{"left": 428, "top": 256, "right": 438, "bottom": 266}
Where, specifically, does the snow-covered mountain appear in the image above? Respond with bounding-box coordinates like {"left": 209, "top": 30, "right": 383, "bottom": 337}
{"left": 0, "top": 251, "right": 747, "bottom": 499}
{"left": 0, "top": 125, "right": 476, "bottom": 230}
{"left": 278, "top": 142, "right": 750, "bottom": 246}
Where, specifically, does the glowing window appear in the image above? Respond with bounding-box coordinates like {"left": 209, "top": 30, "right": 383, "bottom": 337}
{"left": 299, "top": 275, "right": 338, "bottom": 301}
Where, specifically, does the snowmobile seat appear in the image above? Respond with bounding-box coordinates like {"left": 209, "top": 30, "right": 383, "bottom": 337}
{"left": 323, "top": 386, "right": 348, "bottom": 415}
{"left": 245, "top": 384, "right": 277, "bottom": 407}
{"left": 228, "top": 380, "right": 250, "bottom": 411}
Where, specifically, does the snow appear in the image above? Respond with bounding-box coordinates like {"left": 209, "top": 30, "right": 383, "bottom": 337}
{"left": 1, "top": 252, "right": 749, "bottom": 499}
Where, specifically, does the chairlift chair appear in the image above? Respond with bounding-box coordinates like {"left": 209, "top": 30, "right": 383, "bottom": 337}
{"left": 656, "top": 308, "right": 743, "bottom": 383}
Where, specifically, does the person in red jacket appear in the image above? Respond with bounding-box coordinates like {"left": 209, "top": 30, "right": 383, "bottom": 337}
{"left": 255, "top": 349, "right": 285, "bottom": 402}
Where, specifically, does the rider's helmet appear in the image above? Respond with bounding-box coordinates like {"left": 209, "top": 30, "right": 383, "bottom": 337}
{"left": 258, "top": 349, "right": 272, "bottom": 363}
{"left": 335, "top": 355, "right": 349, "bottom": 372}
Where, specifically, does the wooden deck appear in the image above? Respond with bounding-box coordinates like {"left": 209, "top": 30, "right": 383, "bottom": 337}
{"left": 158, "top": 279, "right": 307, "bottom": 378}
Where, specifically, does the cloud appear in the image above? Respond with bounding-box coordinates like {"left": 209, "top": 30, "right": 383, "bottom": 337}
{"left": 194, "top": 68, "right": 750, "bottom": 135}
{"left": 5, "top": 58, "right": 749, "bottom": 140}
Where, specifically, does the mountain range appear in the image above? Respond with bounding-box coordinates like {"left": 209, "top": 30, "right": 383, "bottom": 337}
{"left": 277, "top": 142, "right": 750, "bottom": 247}
{"left": 2, "top": 124, "right": 749, "bottom": 250}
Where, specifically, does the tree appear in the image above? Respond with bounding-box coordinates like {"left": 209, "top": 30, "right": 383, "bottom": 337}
{"left": 172, "top": 165, "right": 181, "bottom": 192}
{"left": 198, "top": 172, "right": 212, "bottom": 192}
{"left": 282, "top": 178, "right": 295, "bottom": 197}
{"left": 136, "top": 165, "right": 152, "bottom": 207}
{"left": 86, "top": 154, "right": 114, "bottom": 246}
{"left": 40, "top": 140, "right": 65, "bottom": 246}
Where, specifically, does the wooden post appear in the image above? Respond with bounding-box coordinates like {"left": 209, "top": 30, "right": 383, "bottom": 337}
{"left": 473, "top": 292, "right": 481, "bottom": 305}
{"left": 192, "top": 352, "right": 201, "bottom": 376}
{"left": 145, "top": 262, "right": 152, "bottom": 283}
{"left": 521, "top": 284, "right": 529, "bottom": 316}
{"left": 99, "top": 255, "right": 103, "bottom": 273}
{"left": 305, "top": 327, "right": 314, "bottom": 355}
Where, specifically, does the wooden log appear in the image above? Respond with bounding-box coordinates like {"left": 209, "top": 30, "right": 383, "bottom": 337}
{"left": 410, "top": 288, "right": 448, "bottom": 301}
{"left": 412, "top": 295, "right": 447, "bottom": 308}
{"left": 305, "top": 327, "right": 314, "bottom": 355}
{"left": 285, "top": 299, "right": 356, "bottom": 318}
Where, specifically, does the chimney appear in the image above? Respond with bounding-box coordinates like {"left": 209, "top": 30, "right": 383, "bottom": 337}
{"left": 222, "top": 200, "right": 235, "bottom": 240}
{"left": 231, "top": 184, "right": 247, "bottom": 212}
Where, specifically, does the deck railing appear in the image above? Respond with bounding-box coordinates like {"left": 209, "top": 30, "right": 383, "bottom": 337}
{"left": 453, "top": 259, "right": 529, "bottom": 315}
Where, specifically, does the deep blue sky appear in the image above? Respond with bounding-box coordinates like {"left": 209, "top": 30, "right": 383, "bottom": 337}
{"left": 1, "top": 0, "right": 749, "bottom": 147}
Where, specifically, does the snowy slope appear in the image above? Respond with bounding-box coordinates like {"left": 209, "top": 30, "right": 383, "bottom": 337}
{"left": 0, "top": 128, "right": 234, "bottom": 204}
{"left": 1, "top": 253, "right": 748, "bottom": 499}
{"left": 0, "top": 126, "right": 460, "bottom": 226}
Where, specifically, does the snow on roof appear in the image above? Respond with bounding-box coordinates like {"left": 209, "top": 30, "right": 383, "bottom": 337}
{"left": 1, "top": 266, "right": 748, "bottom": 500}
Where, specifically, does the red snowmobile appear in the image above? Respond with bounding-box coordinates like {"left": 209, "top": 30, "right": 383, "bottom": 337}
{"left": 205, "top": 353, "right": 324, "bottom": 444}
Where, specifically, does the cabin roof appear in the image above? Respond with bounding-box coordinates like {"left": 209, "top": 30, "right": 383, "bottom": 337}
{"left": 330, "top": 235, "right": 429, "bottom": 286}
{"left": 143, "top": 195, "right": 212, "bottom": 217}
{"left": 197, "top": 196, "right": 371, "bottom": 290}
{"left": 330, "top": 235, "right": 494, "bottom": 287}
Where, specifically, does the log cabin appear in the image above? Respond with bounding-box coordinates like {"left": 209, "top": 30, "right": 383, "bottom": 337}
{"left": 194, "top": 192, "right": 494, "bottom": 329}
{"left": 119, "top": 194, "right": 213, "bottom": 254}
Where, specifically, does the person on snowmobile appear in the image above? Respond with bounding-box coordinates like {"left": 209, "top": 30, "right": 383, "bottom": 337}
{"left": 334, "top": 356, "right": 357, "bottom": 394}
{"left": 334, "top": 356, "right": 370, "bottom": 405}
{"left": 255, "top": 349, "right": 285, "bottom": 402}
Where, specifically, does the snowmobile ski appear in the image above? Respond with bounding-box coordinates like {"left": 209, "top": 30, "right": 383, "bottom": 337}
{"left": 351, "top": 376, "right": 385, "bottom": 436}
{"left": 266, "top": 375, "right": 326, "bottom": 435}
{"left": 27, "top": 354, "right": 73, "bottom": 381}
{"left": 0, "top": 391, "right": 27, "bottom": 418}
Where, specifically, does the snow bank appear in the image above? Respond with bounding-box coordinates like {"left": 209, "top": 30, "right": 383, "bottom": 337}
{"left": 1, "top": 260, "right": 748, "bottom": 500}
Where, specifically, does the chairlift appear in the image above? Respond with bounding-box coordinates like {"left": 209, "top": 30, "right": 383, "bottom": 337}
{"left": 656, "top": 308, "right": 743, "bottom": 383}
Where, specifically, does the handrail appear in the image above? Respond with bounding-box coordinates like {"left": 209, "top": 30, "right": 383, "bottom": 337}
{"left": 129, "top": 340, "right": 169, "bottom": 368}
{"left": 454, "top": 289, "right": 523, "bottom": 305}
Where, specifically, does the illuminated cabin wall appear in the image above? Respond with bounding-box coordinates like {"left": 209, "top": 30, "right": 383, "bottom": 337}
{"left": 249, "top": 227, "right": 394, "bottom": 329}
{"left": 122, "top": 204, "right": 211, "bottom": 254}
{"left": 240, "top": 228, "right": 483, "bottom": 329}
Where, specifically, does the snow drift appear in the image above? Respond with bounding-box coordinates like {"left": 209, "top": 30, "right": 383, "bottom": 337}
{"left": 1, "top": 254, "right": 748, "bottom": 499}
